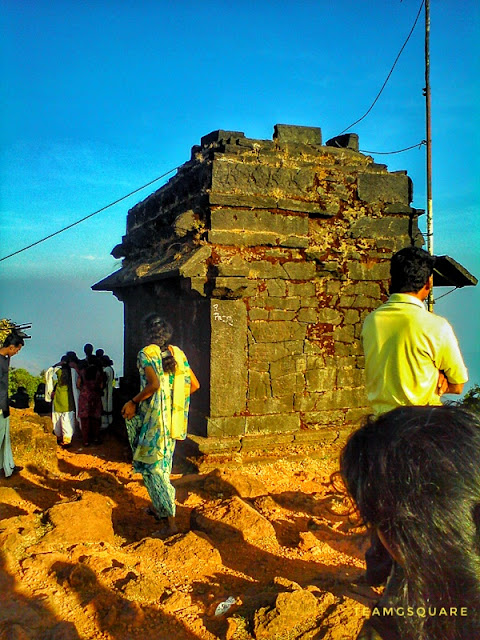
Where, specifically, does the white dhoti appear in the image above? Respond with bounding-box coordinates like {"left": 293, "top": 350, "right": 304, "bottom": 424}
{"left": 0, "top": 411, "right": 15, "bottom": 477}
{"left": 52, "top": 411, "right": 75, "bottom": 445}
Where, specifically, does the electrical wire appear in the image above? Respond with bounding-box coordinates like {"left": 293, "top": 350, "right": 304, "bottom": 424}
{"left": 434, "top": 287, "right": 459, "bottom": 302}
{"left": 359, "top": 140, "right": 426, "bottom": 155}
{"left": 0, "top": 166, "right": 179, "bottom": 263}
{"left": 338, "top": 0, "right": 425, "bottom": 135}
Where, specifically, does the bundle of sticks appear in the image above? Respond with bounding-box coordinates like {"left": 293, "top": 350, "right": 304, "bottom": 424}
{"left": 0, "top": 318, "right": 32, "bottom": 346}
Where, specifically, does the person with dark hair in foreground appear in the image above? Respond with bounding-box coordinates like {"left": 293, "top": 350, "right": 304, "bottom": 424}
{"left": 340, "top": 405, "right": 480, "bottom": 640}
{"left": 121, "top": 313, "right": 199, "bottom": 535}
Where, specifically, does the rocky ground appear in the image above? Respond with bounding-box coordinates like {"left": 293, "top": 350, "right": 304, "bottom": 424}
{"left": 0, "top": 409, "right": 381, "bottom": 640}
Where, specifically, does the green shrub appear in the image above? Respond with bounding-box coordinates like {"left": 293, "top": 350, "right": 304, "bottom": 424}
{"left": 8, "top": 367, "right": 44, "bottom": 402}
{"left": 460, "top": 384, "right": 480, "bottom": 415}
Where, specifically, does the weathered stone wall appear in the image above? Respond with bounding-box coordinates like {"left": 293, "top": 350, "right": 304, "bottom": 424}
{"left": 96, "top": 124, "right": 423, "bottom": 450}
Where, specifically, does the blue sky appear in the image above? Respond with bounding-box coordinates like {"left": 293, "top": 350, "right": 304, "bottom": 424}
{"left": 0, "top": 0, "right": 478, "bottom": 389}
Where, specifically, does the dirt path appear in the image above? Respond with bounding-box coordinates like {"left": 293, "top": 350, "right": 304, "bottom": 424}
{"left": 0, "top": 410, "right": 380, "bottom": 640}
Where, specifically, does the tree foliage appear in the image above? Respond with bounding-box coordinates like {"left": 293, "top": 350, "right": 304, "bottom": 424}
{"left": 460, "top": 384, "right": 480, "bottom": 415}
{"left": 8, "top": 367, "right": 44, "bottom": 402}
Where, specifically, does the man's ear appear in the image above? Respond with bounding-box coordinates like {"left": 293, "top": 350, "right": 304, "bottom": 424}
{"left": 425, "top": 274, "right": 434, "bottom": 292}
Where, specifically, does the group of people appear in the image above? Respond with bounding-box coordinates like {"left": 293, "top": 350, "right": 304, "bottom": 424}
{"left": 45, "top": 344, "right": 115, "bottom": 447}
{"left": 1, "top": 246, "right": 478, "bottom": 638}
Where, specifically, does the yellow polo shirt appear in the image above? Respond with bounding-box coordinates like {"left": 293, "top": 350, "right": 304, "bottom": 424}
{"left": 361, "top": 293, "right": 468, "bottom": 415}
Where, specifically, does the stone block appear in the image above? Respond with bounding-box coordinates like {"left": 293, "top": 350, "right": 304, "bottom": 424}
{"left": 201, "top": 130, "right": 245, "bottom": 146}
{"left": 347, "top": 260, "right": 390, "bottom": 281}
{"left": 293, "top": 428, "right": 339, "bottom": 443}
{"left": 337, "top": 368, "right": 365, "bottom": 388}
{"left": 249, "top": 341, "right": 304, "bottom": 364}
{"left": 208, "top": 192, "right": 277, "bottom": 209}
{"left": 212, "top": 277, "right": 256, "bottom": 298}
{"left": 341, "top": 282, "right": 381, "bottom": 297}
{"left": 211, "top": 162, "right": 318, "bottom": 201}
{"left": 248, "top": 370, "right": 272, "bottom": 399}
{"left": 333, "top": 325, "right": 355, "bottom": 343}
{"left": 245, "top": 413, "right": 300, "bottom": 434}
{"left": 300, "top": 410, "right": 345, "bottom": 427}
{"left": 211, "top": 208, "right": 308, "bottom": 236}
{"left": 268, "top": 297, "right": 301, "bottom": 311}
{"left": 282, "top": 261, "right": 316, "bottom": 280}
{"left": 305, "top": 355, "right": 326, "bottom": 370}
{"left": 357, "top": 172, "right": 410, "bottom": 205}
{"left": 210, "top": 300, "right": 247, "bottom": 417}
{"left": 297, "top": 308, "right": 317, "bottom": 323}
{"left": 349, "top": 216, "right": 411, "bottom": 240}
{"left": 325, "top": 133, "right": 359, "bottom": 151}
{"left": 334, "top": 340, "right": 362, "bottom": 356}
{"left": 338, "top": 295, "right": 355, "bottom": 307}
{"left": 249, "top": 308, "right": 269, "bottom": 321}
{"left": 250, "top": 321, "right": 306, "bottom": 343}
{"left": 276, "top": 198, "right": 333, "bottom": 216}
{"left": 216, "top": 255, "right": 250, "bottom": 277}
{"left": 247, "top": 261, "right": 287, "bottom": 279}
{"left": 271, "top": 372, "right": 304, "bottom": 396}
{"left": 273, "top": 124, "right": 322, "bottom": 145}
{"left": 345, "top": 407, "right": 371, "bottom": 424}
{"left": 287, "top": 282, "right": 316, "bottom": 297}
{"left": 344, "top": 309, "right": 360, "bottom": 324}
{"left": 270, "top": 355, "right": 305, "bottom": 379}
{"left": 268, "top": 310, "right": 296, "bottom": 321}
{"left": 294, "top": 393, "right": 320, "bottom": 412}
{"left": 314, "top": 388, "right": 367, "bottom": 410}
{"left": 351, "top": 295, "right": 378, "bottom": 309}
{"left": 316, "top": 308, "right": 342, "bottom": 324}
{"left": 266, "top": 279, "right": 287, "bottom": 297}
{"left": 241, "top": 432, "right": 295, "bottom": 451}
{"left": 207, "top": 416, "right": 246, "bottom": 437}
{"left": 326, "top": 281, "right": 342, "bottom": 294}
{"left": 210, "top": 209, "right": 309, "bottom": 248}
{"left": 188, "top": 433, "right": 242, "bottom": 454}
{"left": 305, "top": 368, "right": 337, "bottom": 391}
{"left": 248, "top": 395, "right": 294, "bottom": 414}
{"left": 301, "top": 296, "right": 320, "bottom": 308}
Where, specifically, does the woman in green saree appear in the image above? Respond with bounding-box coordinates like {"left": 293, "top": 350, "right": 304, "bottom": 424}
{"left": 121, "top": 314, "right": 199, "bottom": 535}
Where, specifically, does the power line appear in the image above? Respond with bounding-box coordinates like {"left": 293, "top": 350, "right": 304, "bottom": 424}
{"left": 338, "top": 0, "right": 425, "bottom": 135}
{"left": 0, "top": 167, "right": 179, "bottom": 263}
{"left": 359, "top": 140, "right": 426, "bottom": 155}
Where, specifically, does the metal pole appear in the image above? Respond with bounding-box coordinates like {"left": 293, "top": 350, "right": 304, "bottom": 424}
{"left": 425, "top": 0, "right": 434, "bottom": 312}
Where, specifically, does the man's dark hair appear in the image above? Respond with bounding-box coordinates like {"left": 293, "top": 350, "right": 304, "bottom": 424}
{"left": 3, "top": 333, "right": 25, "bottom": 348}
{"left": 389, "top": 246, "right": 436, "bottom": 294}
{"left": 83, "top": 343, "right": 93, "bottom": 356}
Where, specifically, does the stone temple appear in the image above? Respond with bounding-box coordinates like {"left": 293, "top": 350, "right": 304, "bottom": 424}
{"left": 93, "top": 124, "right": 475, "bottom": 458}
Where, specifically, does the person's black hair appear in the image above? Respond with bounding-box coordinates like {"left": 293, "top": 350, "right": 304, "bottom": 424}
{"left": 340, "top": 405, "right": 480, "bottom": 640}
{"left": 389, "top": 246, "right": 436, "bottom": 294}
{"left": 58, "top": 362, "right": 72, "bottom": 387}
{"left": 83, "top": 343, "right": 94, "bottom": 356}
{"left": 142, "top": 313, "right": 176, "bottom": 373}
{"left": 95, "top": 348, "right": 104, "bottom": 358}
{"left": 3, "top": 333, "right": 25, "bottom": 348}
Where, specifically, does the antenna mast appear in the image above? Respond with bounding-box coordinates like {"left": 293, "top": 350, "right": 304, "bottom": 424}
{"left": 425, "top": 0, "right": 434, "bottom": 311}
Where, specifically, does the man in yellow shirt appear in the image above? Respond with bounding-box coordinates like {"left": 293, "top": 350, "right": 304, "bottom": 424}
{"left": 359, "top": 246, "right": 468, "bottom": 587}
{"left": 362, "top": 246, "right": 468, "bottom": 416}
